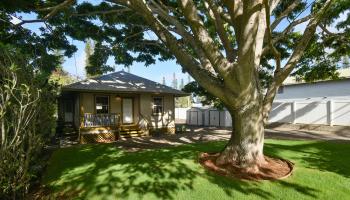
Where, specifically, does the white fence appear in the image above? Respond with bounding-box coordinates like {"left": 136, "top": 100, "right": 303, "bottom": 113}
{"left": 177, "top": 99, "right": 350, "bottom": 127}
{"left": 269, "top": 100, "right": 350, "bottom": 126}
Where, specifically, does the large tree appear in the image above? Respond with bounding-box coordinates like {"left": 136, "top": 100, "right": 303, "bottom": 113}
{"left": 7, "top": 0, "right": 350, "bottom": 172}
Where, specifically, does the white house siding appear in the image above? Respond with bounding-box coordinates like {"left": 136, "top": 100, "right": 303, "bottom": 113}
{"left": 267, "top": 79, "right": 350, "bottom": 126}
{"left": 276, "top": 79, "right": 350, "bottom": 100}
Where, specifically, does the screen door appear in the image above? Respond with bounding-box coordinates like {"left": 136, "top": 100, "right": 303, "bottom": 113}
{"left": 122, "top": 98, "right": 133, "bottom": 123}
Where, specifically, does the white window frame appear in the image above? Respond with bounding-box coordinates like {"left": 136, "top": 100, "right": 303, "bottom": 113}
{"left": 95, "top": 95, "right": 109, "bottom": 114}
{"left": 152, "top": 97, "right": 163, "bottom": 115}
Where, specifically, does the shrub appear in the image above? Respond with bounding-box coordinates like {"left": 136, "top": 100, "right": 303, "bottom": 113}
{"left": 0, "top": 49, "right": 57, "bottom": 199}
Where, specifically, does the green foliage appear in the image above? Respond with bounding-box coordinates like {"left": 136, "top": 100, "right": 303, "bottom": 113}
{"left": 50, "top": 68, "right": 77, "bottom": 86}
{"left": 1, "top": 0, "right": 348, "bottom": 107}
{"left": 175, "top": 96, "right": 191, "bottom": 108}
{"left": 183, "top": 81, "right": 224, "bottom": 109}
{"left": 0, "top": 44, "right": 58, "bottom": 199}
{"left": 50, "top": 51, "right": 77, "bottom": 85}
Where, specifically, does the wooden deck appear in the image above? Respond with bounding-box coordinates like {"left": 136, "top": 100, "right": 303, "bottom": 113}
{"left": 79, "top": 124, "right": 149, "bottom": 144}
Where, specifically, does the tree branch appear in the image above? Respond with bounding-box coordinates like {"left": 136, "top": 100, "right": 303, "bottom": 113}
{"left": 271, "top": 0, "right": 301, "bottom": 30}
{"left": 72, "top": 8, "right": 131, "bottom": 17}
{"left": 264, "top": 0, "right": 281, "bottom": 71}
{"left": 178, "top": 0, "right": 233, "bottom": 78}
{"left": 204, "top": 0, "right": 236, "bottom": 62}
{"left": 262, "top": 0, "right": 334, "bottom": 122}
{"left": 147, "top": 1, "right": 214, "bottom": 72}
{"left": 128, "top": 0, "right": 228, "bottom": 101}
{"left": 16, "top": 0, "right": 76, "bottom": 26}
{"left": 261, "top": 14, "right": 312, "bottom": 56}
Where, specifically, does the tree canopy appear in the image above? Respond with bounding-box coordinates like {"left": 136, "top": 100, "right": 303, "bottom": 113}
{"left": 2, "top": 1, "right": 349, "bottom": 83}
{"left": 1, "top": 0, "right": 349, "bottom": 171}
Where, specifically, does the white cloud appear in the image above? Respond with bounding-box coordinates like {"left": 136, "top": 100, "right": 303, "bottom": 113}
{"left": 327, "top": 11, "right": 348, "bottom": 33}
{"left": 10, "top": 16, "right": 21, "bottom": 25}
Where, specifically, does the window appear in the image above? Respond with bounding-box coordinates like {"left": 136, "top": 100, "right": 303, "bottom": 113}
{"left": 95, "top": 96, "right": 109, "bottom": 114}
{"left": 152, "top": 97, "right": 163, "bottom": 115}
{"left": 278, "top": 86, "right": 284, "bottom": 94}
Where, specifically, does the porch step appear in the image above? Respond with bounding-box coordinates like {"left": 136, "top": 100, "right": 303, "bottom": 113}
{"left": 118, "top": 124, "right": 147, "bottom": 138}
{"left": 119, "top": 132, "right": 148, "bottom": 138}
{"left": 120, "top": 130, "right": 142, "bottom": 134}
{"left": 119, "top": 130, "right": 143, "bottom": 135}
{"left": 120, "top": 125, "right": 141, "bottom": 131}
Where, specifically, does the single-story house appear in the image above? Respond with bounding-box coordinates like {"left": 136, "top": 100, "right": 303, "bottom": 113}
{"left": 58, "top": 71, "right": 188, "bottom": 143}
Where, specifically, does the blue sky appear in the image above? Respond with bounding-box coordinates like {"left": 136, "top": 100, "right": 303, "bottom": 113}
{"left": 13, "top": 2, "right": 347, "bottom": 85}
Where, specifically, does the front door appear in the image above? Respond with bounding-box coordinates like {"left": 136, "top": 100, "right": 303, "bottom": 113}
{"left": 122, "top": 98, "right": 133, "bottom": 124}
{"left": 64, "top": 99, "right": 73, "bottom": 123}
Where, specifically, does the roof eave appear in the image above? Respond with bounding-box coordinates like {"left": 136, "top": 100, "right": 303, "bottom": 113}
{"left": 61, "top": 87, "right": 190, "bottom": 96}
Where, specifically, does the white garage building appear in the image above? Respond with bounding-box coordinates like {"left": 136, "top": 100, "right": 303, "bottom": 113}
{"left": 269, "top": 78, "right": 350, "bottom": 126}
{"left": 184, "top": 78, "right": 350, "bottom": 127}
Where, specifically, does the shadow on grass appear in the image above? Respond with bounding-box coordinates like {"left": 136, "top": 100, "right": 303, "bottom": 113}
{"left": 43, "top": 139, "right": 350, "bottom": 199}
{"left": 264, "top": 140, "right": 350, "bottom": 178}
{"left": 44, "top": 143, "right": 220, "bottom": 199}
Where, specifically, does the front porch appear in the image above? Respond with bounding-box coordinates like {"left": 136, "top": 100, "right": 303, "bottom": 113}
{"left": 58, "top": 90, "right": 177, "bottom": 144}
{"left": 79, "top": 113, "right": 148, "bottom": 144}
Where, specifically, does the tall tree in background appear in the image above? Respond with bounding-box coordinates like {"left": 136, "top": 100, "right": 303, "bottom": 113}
{"left": 51, "top": 50, "right": 76, "bottom": 85}
{"left": 172, "top": 72, "right": 178, "bottom": 89}
{"left": 176, "top": 78, "right": 190, "bottom": 108}
{"left": 179, "top": 78, "right": 184, "bottom": 89}
{"left": 14, "top": 0, "right": 350, "bottom": 172}
{"left": 85, "top": 39, "right": 95, "bottom": 77}
{"left": 343, "top": 56, "right": 350, "bottom": 68}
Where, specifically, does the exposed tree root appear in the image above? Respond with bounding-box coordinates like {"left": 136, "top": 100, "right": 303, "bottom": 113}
{"left": 199, "top": 152, "right": 294, "bottom": 181}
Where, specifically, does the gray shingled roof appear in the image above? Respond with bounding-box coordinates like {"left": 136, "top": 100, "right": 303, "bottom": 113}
{"left": 62, "top": 71, "right": 189, "bottom": 96}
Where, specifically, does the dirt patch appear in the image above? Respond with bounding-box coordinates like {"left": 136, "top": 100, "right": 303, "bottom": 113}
{"left": 199, "top": 153, "right": 294, "bottom": 181}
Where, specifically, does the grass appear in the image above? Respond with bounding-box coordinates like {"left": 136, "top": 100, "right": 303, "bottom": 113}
{"left": 42, "top": 139, "right": 350, "bottom": 200}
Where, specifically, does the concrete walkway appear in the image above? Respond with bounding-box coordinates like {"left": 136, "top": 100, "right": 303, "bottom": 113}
{"left": 115, "top": 127, "right": 350, "bottom": 152}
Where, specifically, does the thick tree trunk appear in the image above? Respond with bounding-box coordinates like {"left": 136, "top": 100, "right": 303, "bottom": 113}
{"left": 216, "top": 101, "right": 266, "bottom": 172}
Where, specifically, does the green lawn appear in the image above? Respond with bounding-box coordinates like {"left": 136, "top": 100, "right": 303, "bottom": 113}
{"left": 42, "top": 139, "right": 350, "bottom": 200}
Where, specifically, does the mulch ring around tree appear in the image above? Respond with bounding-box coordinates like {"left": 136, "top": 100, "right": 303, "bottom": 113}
{"left": 199, "top": 153, "right": 294, "bottom": 181}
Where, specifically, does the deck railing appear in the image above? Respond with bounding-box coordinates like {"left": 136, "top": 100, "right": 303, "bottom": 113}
{"left": 82, "top": 113, "right": 120, "bottom": 127}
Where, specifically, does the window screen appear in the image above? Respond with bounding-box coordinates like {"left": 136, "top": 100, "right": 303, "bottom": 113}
{"left": 96, "top": 96, "right": 109, "bottom": 114}
{"left": 152, "top": 97, "right": 163, "bottom": 115}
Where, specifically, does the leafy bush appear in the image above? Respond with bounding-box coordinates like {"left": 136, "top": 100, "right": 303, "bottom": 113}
{"left": 0, "top": 46, "right": 58, "bottom": 199}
